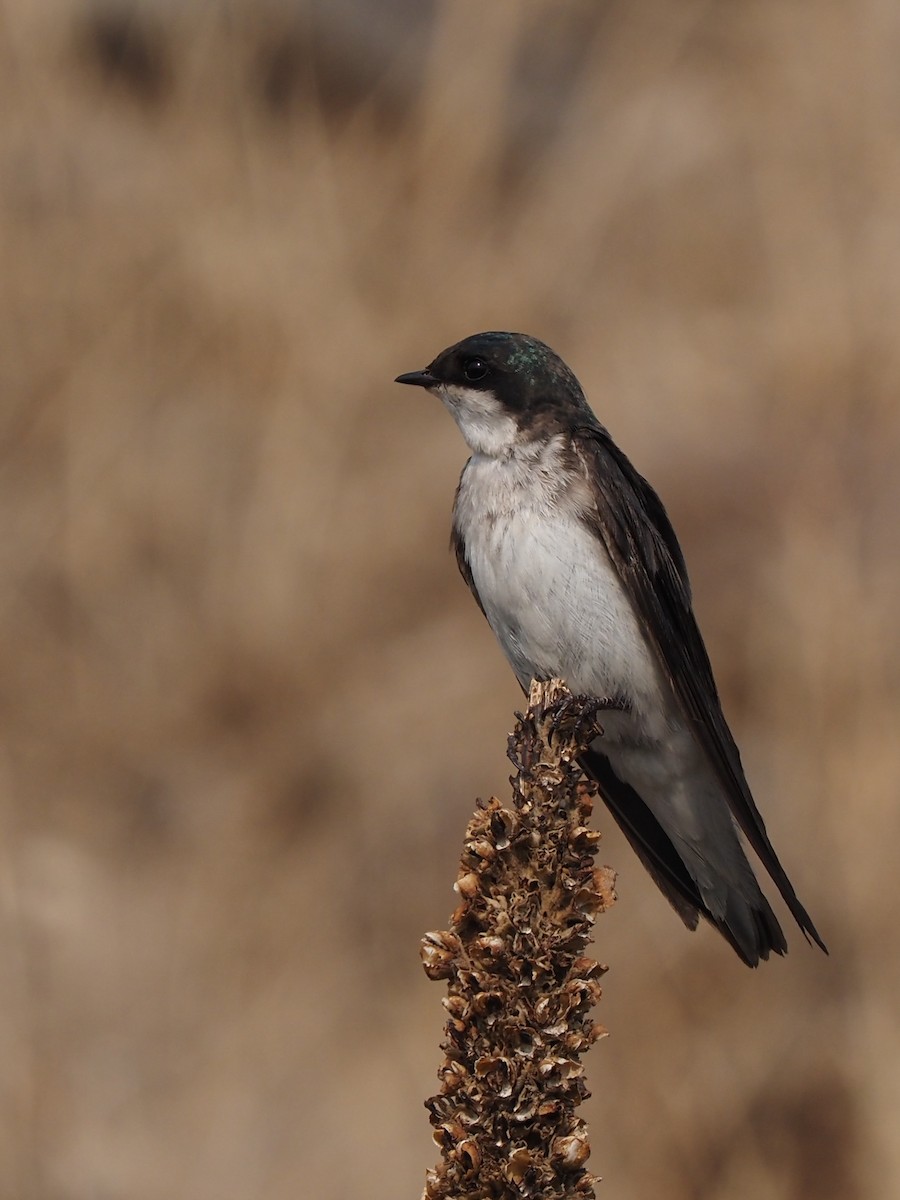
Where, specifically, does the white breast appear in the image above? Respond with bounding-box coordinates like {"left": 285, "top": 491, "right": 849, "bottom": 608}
{"left": 453, "top": 437, "right": 669, "bottom": 740}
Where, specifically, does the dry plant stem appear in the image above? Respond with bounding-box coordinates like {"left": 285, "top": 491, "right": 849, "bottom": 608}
{"left": 421, "top": 680, "right": 617, "bottom": 1200}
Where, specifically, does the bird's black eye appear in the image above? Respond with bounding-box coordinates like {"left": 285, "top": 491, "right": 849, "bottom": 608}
{"left": 463, "top": 357, "right": 489, "bottom": 382}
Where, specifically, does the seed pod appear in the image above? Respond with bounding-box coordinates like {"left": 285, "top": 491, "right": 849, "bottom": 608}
{"left": 420, "top": 681, "right": 608, "bottom": 1199}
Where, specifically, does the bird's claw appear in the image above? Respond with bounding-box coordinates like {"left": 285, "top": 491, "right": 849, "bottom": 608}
{"left": 547, "top": 692, "right": 631, "bottom": 747}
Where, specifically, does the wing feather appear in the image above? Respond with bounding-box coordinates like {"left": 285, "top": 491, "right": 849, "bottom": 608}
{"left": 571, "top": 426, "right": 826, "bottom": 953}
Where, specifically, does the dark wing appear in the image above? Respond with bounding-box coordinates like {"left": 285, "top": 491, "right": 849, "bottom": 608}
{"left": 451, "top": 461, "right": 491, "bottom": 619}
{"left": 452, "top": 527, "right": 485, "bottom": 617}
{"left": 571, "top": 425, "right": 827, "bottom": 954}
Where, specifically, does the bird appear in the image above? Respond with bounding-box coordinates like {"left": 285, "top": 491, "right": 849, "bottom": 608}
{"left": 395, "top": 331, "right": 827, "bottom": 967}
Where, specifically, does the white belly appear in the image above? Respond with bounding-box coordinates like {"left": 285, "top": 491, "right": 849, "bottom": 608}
{"left": 454, "top": 445, "right": 669, "bottom": 738}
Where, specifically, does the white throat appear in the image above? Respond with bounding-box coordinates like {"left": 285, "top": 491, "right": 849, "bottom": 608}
{"left": 435, "top": 383, "right": 518, "bottom": 459}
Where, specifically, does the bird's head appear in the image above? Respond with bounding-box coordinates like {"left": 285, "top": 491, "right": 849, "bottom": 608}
{"left": 396, "top": 331, "right": 592, "bottom": 458}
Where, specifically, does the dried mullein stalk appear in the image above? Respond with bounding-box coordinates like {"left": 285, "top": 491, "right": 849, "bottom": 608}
{"left": 421, "top": 679, "right": 616, "bottom": 1200}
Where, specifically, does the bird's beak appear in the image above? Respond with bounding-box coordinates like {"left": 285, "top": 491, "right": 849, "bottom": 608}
{"left": 395, "top": 369, "right": 439, "bottom": 389}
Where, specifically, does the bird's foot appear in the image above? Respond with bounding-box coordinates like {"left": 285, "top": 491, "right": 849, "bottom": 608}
{"left": 547, "top": 691, "right": 631, "bottom": 747}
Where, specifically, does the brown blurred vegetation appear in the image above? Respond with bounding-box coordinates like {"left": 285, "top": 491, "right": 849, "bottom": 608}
{"left": 0, "top": 1, "right": 898, "bottom": 1197}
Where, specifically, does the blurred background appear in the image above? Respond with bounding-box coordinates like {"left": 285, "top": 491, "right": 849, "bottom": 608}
{"left": 1, "top": 1, "right": 898, "bottom": 1196}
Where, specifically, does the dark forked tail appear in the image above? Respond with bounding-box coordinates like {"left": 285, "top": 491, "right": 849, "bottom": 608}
{"left": 580, "top": 748, "right": 789, "bottom": 967}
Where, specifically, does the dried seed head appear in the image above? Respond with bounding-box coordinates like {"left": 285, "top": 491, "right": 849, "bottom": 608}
{"left": 421, "top": 681, "right": 606, "bottom": 1199}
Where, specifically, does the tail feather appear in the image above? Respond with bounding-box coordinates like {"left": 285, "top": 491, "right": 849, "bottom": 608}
{"left": 580, "top": 748, "right": 787, "bottom": 967}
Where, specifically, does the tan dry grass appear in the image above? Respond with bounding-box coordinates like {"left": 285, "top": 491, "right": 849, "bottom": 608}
{"left": 0, "top": 1, "right": 897, "bottom": 1197}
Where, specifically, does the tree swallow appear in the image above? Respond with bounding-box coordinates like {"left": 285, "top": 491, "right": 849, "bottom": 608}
{"left": 396, "top": 331, "right": 827, "bottom": 967}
